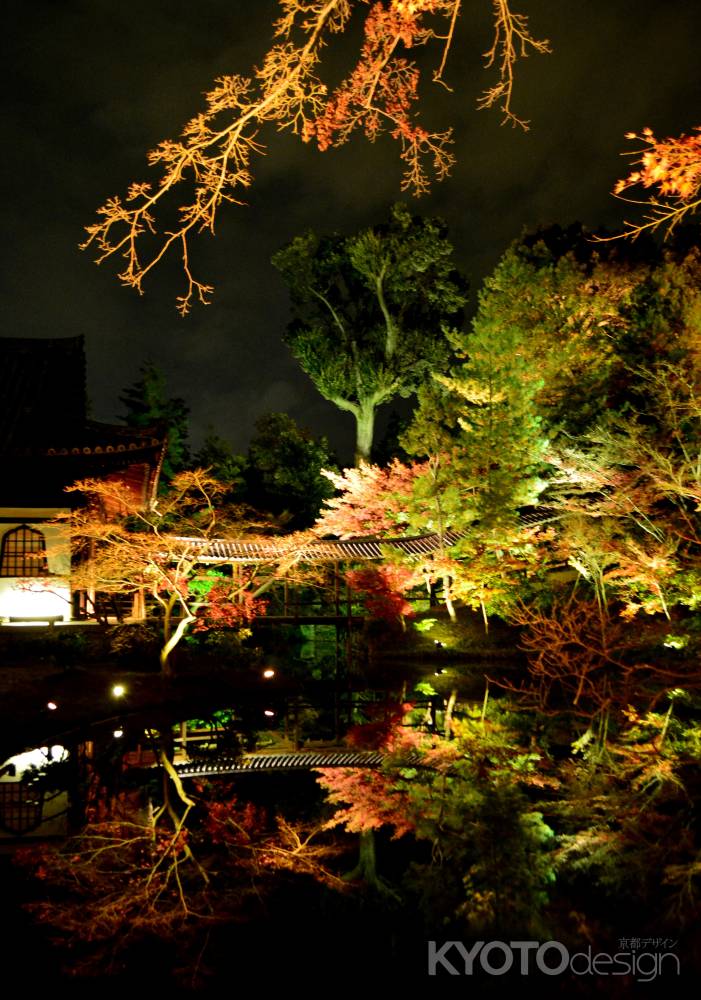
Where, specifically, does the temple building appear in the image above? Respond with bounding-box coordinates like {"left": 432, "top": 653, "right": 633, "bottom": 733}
{"left": 0, "top": 336, "right": 166, "bottom": 623}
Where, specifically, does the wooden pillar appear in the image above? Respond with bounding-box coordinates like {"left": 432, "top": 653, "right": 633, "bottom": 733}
{"left": 131, "top": 587, "right": 146, "bottom": 621}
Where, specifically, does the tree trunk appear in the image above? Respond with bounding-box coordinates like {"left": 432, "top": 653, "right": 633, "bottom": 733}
{"left": 355, "top": 400, "right": 376, "bottom": 464}
{"left": 344, "top": 829, "right": 380, "bottom": 885}
{"left": 442, "top": 574, "right": 457, "bottom": 621}
{"left": 344, "top": 829, "right": 400, "bottom": 899}
{"left": 444, "top": 688, "right": 457, "bottom": 739}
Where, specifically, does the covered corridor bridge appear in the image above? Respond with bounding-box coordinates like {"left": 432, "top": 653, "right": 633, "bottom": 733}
{"left": 173, "top": 529, "right": 465, "bottom": 565}
{"left": 167, "top": 508, "right": 552, "bottom": 623}
{"left": 168, "top": 529, "right": 465, "bottom": 623}
{"left": 174, "top": 748, "right": 398, "bottom": 777}
{"left": 170, "top": 506, "right": 551, "bottom": 568}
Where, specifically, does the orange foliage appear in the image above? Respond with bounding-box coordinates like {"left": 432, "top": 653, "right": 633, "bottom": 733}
{"left": 316, "top": 719, "right": 460, "bottom": 838}
{"left": 317, "top": 766, "right": 417, "bottom": 837}
{"left": 315, "top": 458, "right": 425, "bottom": 538}
{"left": 304, "top": 1, "right": 456, "bottom": 195}
{"left": 82, "top": 1, "right": 549, "bottom": 314}
{"left": 611, "top": 126, "right": 701, "bottom": 239}
{"left": 192, "top": 581, "right": 269, "bottom": 631}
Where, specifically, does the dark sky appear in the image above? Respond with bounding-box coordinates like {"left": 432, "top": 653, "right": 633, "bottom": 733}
{"left": 3, "top": 1, "right": 699, "bottom": 465}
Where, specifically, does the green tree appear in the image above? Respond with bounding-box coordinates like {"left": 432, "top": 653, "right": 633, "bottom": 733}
{"left": 194, "top": 429, "right": 246, "bottom": 497}
{"left": 397, "top": 257, "right": 551, "bottom": 621}
{"left": 396, "top": 230, "right": 701, "bottom": 622}
{"left": 245, "top": 412, "right": 337, "bottom": 529}
{"left": 461, "top": 227, "right": 641, "bottom": 441}
{"left": 450, "top": 226, "right": 701, "bottom": 442}
{"left": 272, "top": 203, "right": 466, "bottom": 463}
{"left": 120, "top": 362, "right": 190, "bottom": 482}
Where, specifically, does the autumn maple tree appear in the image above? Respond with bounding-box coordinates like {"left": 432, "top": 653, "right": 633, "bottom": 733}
{"left": 612, "top": 125, "right": 701, "bottom": 239}
{"left": 64, "top": 470, "right": 316, "bottom": 675}
{"left": 515, "top": 356, "right": 701, "bottom": 717}
{"left": 314, "top": 457, "right": 424, "bottom": 537}
{"left": 17, "top": 778, "right": 346, "bottom": 985}
{"left": 81, "top": 0, "right": 550, "bottom": 313}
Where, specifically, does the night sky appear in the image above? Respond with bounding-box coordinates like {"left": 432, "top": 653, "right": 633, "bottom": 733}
{"left": 3, "top": 0, "right": 699, "bottom": 465}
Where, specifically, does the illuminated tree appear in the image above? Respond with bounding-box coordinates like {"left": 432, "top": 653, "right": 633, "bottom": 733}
{"left": 551, "top": 705, "right": 701, "bottom": 936}
{"left": 17, "top": 780, "right": 345, "bottom": 985}
{"left": 435, "top": 302, "right": 547, "bottom": 522}
{"left": 345, "top": 563, "right": 417, "bottom": 625}
{"left": 400, "top": 230, "right": 700, "bottom": 521}
{"left": 389, "top": 243, "right": 555, "bottom": 621}
{"left": 612, "top": 126, "right": 701, "bottom": 240}
{"left": 314, "top": 457, "right": 424, "bottom": 537}
{"left": 65, "top": 470, "right": 315, "bottom": 675}
{"left": 81, "top": 1, "right": 550, "bottom": 313}
{"left": 273, "top": 203, "right": 466, "bottom": 462}
{"left": 313, "top": 456, "right": 463, "bottom": 616}
{"left": 308, "top": 235, "right": 700, "bottom": 625}
{"left": 549, "top": 362, "right": 701, "bottom": 605}
{"left": 500, "top": 332, "right": 701, "bottom": 721}
{"left": 440, "top": 226, "right": 666, "bottom": 441}
{"left": 391, "top": 231, "right": 698, "bottom": 623}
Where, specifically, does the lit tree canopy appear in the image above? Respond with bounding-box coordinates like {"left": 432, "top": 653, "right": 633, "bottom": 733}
{"left": 316, "top": 707, "right": 556, "bottom": 931}
{"left": 81, "top": 0, "right": 550, "bottom": 313}
{"left": 272, "top": 203, "right": 466, "bottom": 463}
{"left": 400, "top": 331, "right": 548, "bottom": 619}
{"left": 438, "top": 226, "right": 701, "bottom": 441}
{"left": 314, "top": 458, "right": 424, "bottom": 538}
{"left": 397, "top": 230, "right": 701, "bottom": 620}
{"left": 65, "top": 470, "right": 315, "bottom": 675}
{"left": 548, "top": 357, "right": 701, "bottom": 627}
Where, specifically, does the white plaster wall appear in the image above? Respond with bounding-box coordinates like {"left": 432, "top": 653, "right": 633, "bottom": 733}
{"left": 0, "top": 509, "right": 72, "bottom": 621}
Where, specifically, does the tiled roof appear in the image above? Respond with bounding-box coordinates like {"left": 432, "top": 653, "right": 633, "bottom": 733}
{"left": 172, "top": 510, "right": 558, "bottom": 565}
{"left": 42, "top": 421, "right": 165, "bottom": 458}
{"left": 171, "top": 529, "right": 466, "bottom": 564}
{"left": 0, "top": 337, "right": 165, "bottom": 456}
{"left": 0, "top": 337, "right": 167, "bottom": 505}
{"left": 174, "top": 749, "right": 402, "bottom": 775}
